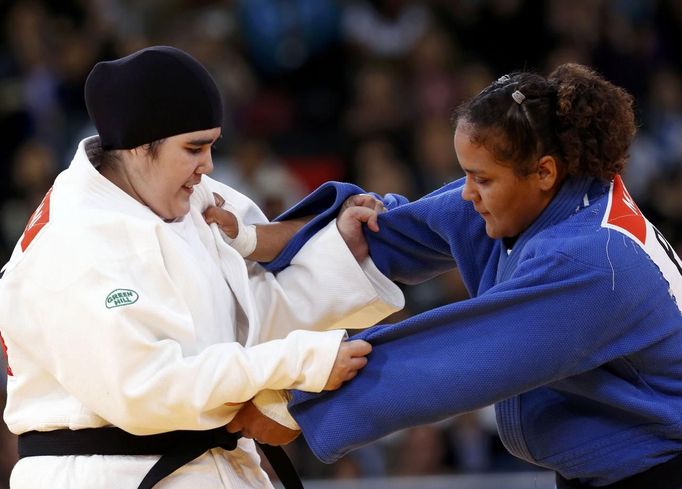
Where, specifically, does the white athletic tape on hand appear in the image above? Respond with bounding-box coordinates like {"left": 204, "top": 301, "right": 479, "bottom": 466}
{"left": 220, "top": 203, "right": 258, "bottom": 257}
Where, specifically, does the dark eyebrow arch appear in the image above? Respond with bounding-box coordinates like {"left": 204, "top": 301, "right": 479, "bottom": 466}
{"left": 188, "top": 134, "right": 222, "bottom": 146}
{"left": 186, "top": 138, "right": 217, "bottom": 146}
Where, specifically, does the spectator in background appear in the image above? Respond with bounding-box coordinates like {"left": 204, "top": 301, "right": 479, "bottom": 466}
{"left": 393, "top": 425, "right": 450, "bottom": 476}
{"left": 342, "top": 0, "right": 432, "bottom": 59}
{"left": 0, "top": 140, "right": 57, "bottom": 248}
{"left": 213, "top": 138, "right": 307, "bottom": 219}
{"left": 448, "top": 410, "right": 493, "bottom": 473}
{"left": 412, "top": 116, "right": 463, "bottom": 193}
{"left": 344, "top": 62, "right": 412, "bottom": 140}
{"left": 351, "top": 137, "right": 416, "bottom": 199}
{"left": 408, "top": 27, "right": 463, "bottom": 120}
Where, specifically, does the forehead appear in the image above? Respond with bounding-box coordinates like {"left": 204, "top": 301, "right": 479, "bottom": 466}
{"left": 454, "top": 126, "right": 493, "bottom": 165}
{"left": 454, "top": 122, "right": 502, "bottom": 151}
{"left": 173, "top": 127, "right": 221, "bottom": 145}
{"left": 454, "top": 126, "right": 520, "bottom": 177}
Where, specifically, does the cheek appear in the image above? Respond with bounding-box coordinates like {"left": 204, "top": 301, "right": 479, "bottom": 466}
{"left": 480, "top": 188, "right": 502, "bottom": 213}
{"left": 161, "top": 160, "right": 191, "bottom": 188}
{"left": 485, "top": 190, "right": 516, "bottom": 223}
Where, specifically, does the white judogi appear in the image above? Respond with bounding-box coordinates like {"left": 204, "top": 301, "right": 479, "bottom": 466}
{"left": 0, "top": 137, "right": 404, "bottom": 488}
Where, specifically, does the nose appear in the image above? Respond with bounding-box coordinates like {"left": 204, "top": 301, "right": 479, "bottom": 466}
{"left": 198, "top": 153, "right": 214, "bottom": 175}
{"left": 461, "top": 176, "right": 478, "bottom": 202}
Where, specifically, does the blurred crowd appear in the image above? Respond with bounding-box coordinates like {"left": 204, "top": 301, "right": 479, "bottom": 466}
{"left": 2, "top": 0, "right": 682, "bottom": 486}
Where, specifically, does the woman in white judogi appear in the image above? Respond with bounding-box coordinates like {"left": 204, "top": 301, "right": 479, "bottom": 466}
{"left": 0, "top": 46, "right": 403, "bottom": 489}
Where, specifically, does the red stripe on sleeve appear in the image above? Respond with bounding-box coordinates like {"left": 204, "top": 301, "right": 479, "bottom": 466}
{"left": 20, "top": 187, "right": 52, "bottom": 252}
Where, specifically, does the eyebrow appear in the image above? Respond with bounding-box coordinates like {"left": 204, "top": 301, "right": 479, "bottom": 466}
{"left": 186, "top": 138, "right": 217, "bottom": 146}
{"left": 187, "top": 133, "right": 222, "bottom": 146}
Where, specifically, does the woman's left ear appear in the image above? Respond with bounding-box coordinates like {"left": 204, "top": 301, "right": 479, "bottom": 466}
{"left": 536, "top": 155, "right": 559, "bottom": 191}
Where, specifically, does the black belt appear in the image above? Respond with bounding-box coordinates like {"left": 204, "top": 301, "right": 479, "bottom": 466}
{"left": 18, "top": 427, "right": 303, "bottom": 489}
{"left": 556, "top": 452, "right": 682, "bottom": 489}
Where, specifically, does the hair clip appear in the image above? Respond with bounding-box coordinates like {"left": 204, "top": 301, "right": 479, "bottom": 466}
{"left": 497, "top": 75, "right": 510, "bottom": 83}
{"left": 512, "top": 90, "right": 526, "bottom": 104}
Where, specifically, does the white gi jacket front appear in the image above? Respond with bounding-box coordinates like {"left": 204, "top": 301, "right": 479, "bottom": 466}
{"left": 0, "top": 137, "right": 404, "bottom": 488}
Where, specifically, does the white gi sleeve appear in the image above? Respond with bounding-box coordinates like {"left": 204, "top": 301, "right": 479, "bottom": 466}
{"left": 0, "top": 220, "right": 346, "bottom": 435}
{"left": 199, "top": 177, "right": 405, "bottom": 344}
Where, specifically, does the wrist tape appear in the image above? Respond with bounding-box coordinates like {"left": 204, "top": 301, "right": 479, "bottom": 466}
{"left": 219, "top": 203, "right": 258, "bottom": 257}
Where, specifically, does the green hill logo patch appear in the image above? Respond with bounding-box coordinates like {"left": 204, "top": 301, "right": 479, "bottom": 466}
{"left": 106, "top": 289, "right": 139, "bottom": 308}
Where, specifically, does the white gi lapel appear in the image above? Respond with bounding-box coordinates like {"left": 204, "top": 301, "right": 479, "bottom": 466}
{"left": 188, "top": 183, "right": 259, "bottom": 343}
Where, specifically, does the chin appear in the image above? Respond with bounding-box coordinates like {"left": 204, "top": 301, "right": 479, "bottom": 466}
{"left": 484, "top": 224, "right": 501, "bottom": 240}
{"left": 171, "top": 210, "right": 190, "bottom": 220}
{"left": 171, "top": 203, "right": 191, "bottom": 219}
{"left": 158, "top": 206, "right": 189, "bottom": 221}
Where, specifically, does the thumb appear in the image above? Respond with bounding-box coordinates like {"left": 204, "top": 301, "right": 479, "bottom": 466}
{"left": 203, "top": 206, "right": 223, "bottom": 223}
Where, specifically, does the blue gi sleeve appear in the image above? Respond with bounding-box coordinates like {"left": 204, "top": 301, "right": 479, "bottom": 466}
{"left": 264, "top": 178, "right": 486, "bottom": 288}
{"left": 263, "top": 181, "right": 364, "bottom": 273}
{"left": 361, "top": 180, "right": 486, "bottom": 285}
{"left": 288, "top": 247, "right": 679, "bottom": 463}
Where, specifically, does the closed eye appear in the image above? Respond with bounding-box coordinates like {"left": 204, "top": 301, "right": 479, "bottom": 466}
{"left": 463, "top": 168, "right": 489, "bottom": 186}
{"left": 186, "top": 134, "right": 221, "bottom": 155}
{"left": 186, "top": 145, "right": 216, "bottom": 155}
{"left": 187, "top": 138, "right": 221, "bottom": 155}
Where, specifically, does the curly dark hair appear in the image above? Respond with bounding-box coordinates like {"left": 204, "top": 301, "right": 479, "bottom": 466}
{"left": 453, "top": 63, "right": 636, "bottom": 181}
